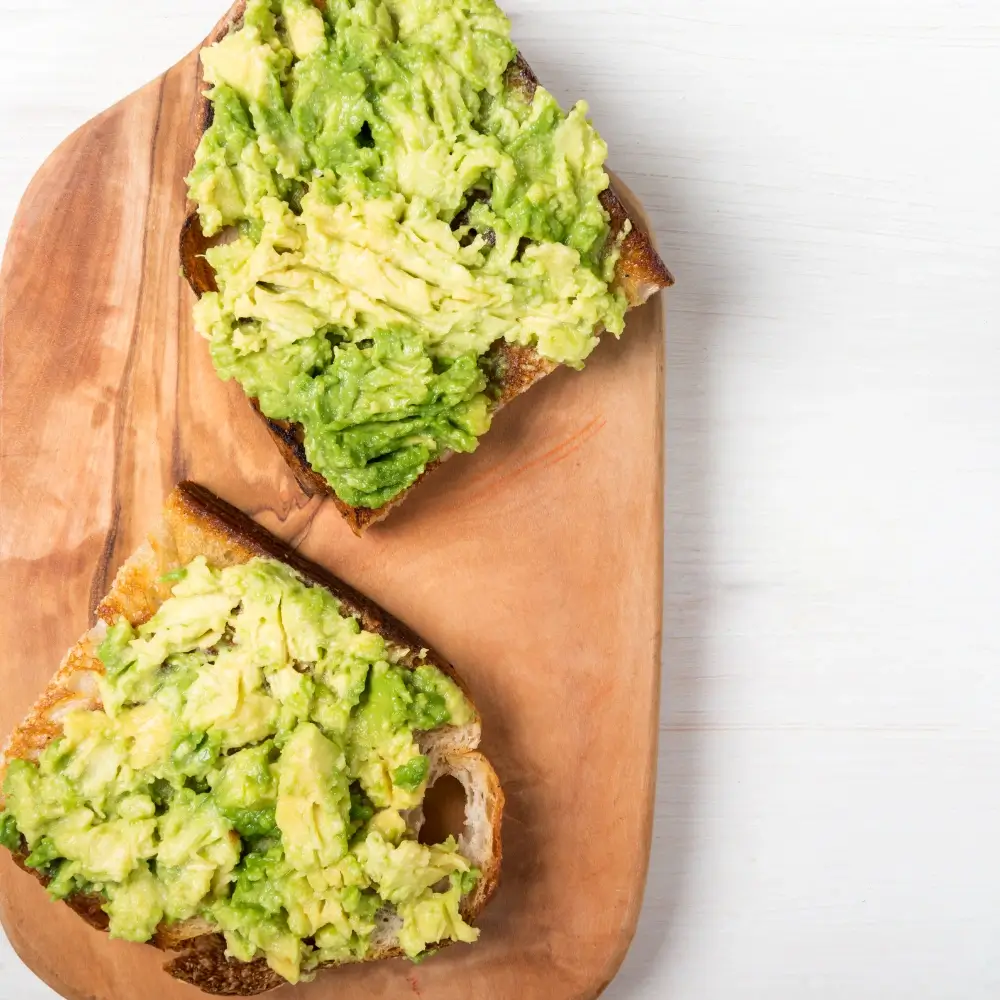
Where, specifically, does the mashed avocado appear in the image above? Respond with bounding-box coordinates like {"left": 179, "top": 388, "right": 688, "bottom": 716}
{"left": 188, "top": 0, "right": 627, "bottom": 508}
{"left": 0, "top": 557, "right": 479, "bottom": 984}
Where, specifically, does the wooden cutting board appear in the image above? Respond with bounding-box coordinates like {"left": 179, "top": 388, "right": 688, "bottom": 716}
{"left": 0, "top": 16, "right": 665, "bottom": 1000}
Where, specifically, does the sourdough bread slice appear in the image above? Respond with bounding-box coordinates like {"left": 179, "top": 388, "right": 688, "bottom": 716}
{"left": 0, "top": 483, "right": 504, "bottom": 996}
{"left": 179, "top": 2, "right": 674, "bottom": 535}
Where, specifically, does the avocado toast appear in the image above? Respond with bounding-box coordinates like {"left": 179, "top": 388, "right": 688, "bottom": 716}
{"left": 0, "top": 483, "right": 503, "bottom": 996}
{"left": 180, "top": 0, "right": 673, "bottom": 534}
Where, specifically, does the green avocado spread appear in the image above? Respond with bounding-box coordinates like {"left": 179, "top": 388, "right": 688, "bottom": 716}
{"left": 187, "top": 0, "right": 627, "bottom": 508}
{"left": 0, "top": 557, "right": 479, "bottom": 984}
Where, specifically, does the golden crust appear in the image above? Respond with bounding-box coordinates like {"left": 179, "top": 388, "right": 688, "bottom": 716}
{"left": 1, "top": 483, "right": 504, "bottom": 996}
{"left": 179, "top": 8, "right": 672, "bottom": 534}
{"left": 0, "top": 635, "right": 104, "bottom": 778}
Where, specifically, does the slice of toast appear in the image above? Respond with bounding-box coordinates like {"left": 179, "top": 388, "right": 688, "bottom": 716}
{"left": 0, "top": 483, "right": 504, "bottom": 996}
{"left": 179, "top": 2, "right": 674, "bottom": 535}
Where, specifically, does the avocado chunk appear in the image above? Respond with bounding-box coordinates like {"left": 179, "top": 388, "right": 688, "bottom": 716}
{"left": 0, "top": 812, "right": 20, "bottom": 852}
{"left": 211, "top": 742, "right": 279, "bottom": 837}
{"left": 105, "top": 864, "right": 165, "bottom": 942}
{"left": 392, "top": 755, "right": 429, "bottom": 792}
{"left": 275, "top": 722, "right": 350, "bottom": 871}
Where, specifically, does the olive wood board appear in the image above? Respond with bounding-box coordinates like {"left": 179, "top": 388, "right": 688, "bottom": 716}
{"left": 0, "top": 15, "right": 665, "bottom": 1000}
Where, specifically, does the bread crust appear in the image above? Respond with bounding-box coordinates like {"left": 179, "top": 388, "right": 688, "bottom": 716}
{"left": 1, "top": 483, "right": 504, "bottom": 996}
{"left": 179, "top": 6, "right": 673, "bottom": 534}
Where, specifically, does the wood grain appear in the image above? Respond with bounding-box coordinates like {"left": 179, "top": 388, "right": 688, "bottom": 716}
{"left": 0, "top": 20, "right": 665, "bottom": 1000}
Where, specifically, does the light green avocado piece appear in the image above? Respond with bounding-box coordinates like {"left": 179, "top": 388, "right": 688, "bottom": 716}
{"left": 0, "top": 811, "right": 20, "bottom": 852}
{"left": 211, "top": 743, "right": 279, "bottom": 837}
{"left": 275, "top": 722, "right": 351, "bottom": 871}
{"left": 392, "top": 755, "right": 429, "bottom": 792}
{"left": 396, "top": 873, "right": 480, "bottom": 958}
{"left": 352, "top": 663, "right": 411, "bottom": 742}
{"left": 117, "top": 702, "right": 174, "bottom": 771}
{"left": 3, "top": 757, "right": 79, "bottom": 846}
{"left": 104, "top": 863, "right": 164, "bottom": 942}
{"left": 272, "top": 569, "right": 340, "bottom": 664}
{"left": 348, "top": 663, "right": 420, "bottom": 807}
{"left": 201, "top": 17, "right": 281, "bottom": 107}
{"left": 407, "top": 664, "right": 475, "bottom": 729}
{"left": 157, "top": 790, "right": 241, "bottom": 922}
{"left": 157, "top": 790, "right": 240, "bottom": 872}
{"left": 99, "top": 557, "right": 240, "bottom": 714}
{"left": 356, "top": 832, "right": 473, "bottom": 906}
{"left": 212, "top": 899, "right": 309, "bottom": 985}
{"left": 183, "top": 647, "right": 279, "bottom": 750}
{"left": 46, "top": 808, "right": 157, "bottom": 884}
{"left": 283, "top": 0, "right": 326, "bottom": 58}
{"left": 224, "top": 560, "right": 292, "bottom": 669}
{"left": 313, "top": 892, "right": 381, "bottom": 964}
{"left": 279, "top": 865, "right": 377, "bottom": 944}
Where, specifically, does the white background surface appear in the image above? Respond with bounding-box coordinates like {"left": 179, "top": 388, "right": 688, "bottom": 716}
{"left": 1, "top": 1, "right": 999, "bottom": 997}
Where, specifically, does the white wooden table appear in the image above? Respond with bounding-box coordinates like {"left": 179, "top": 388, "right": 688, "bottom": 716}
{"left": 2, "top": 2, "right": 999, "bottom": 997}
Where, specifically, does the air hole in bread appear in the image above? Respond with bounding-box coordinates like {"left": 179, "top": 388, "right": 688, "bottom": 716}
{"left": 418, "top": 775, "right": 467, "bottom": 846}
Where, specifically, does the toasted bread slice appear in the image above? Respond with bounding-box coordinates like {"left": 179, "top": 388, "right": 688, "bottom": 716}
{"left": 179, "top": 3, "right": 674, "bottom": 535}
{"left": 0, "top": 483, "right": 504, "bottom": 996}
